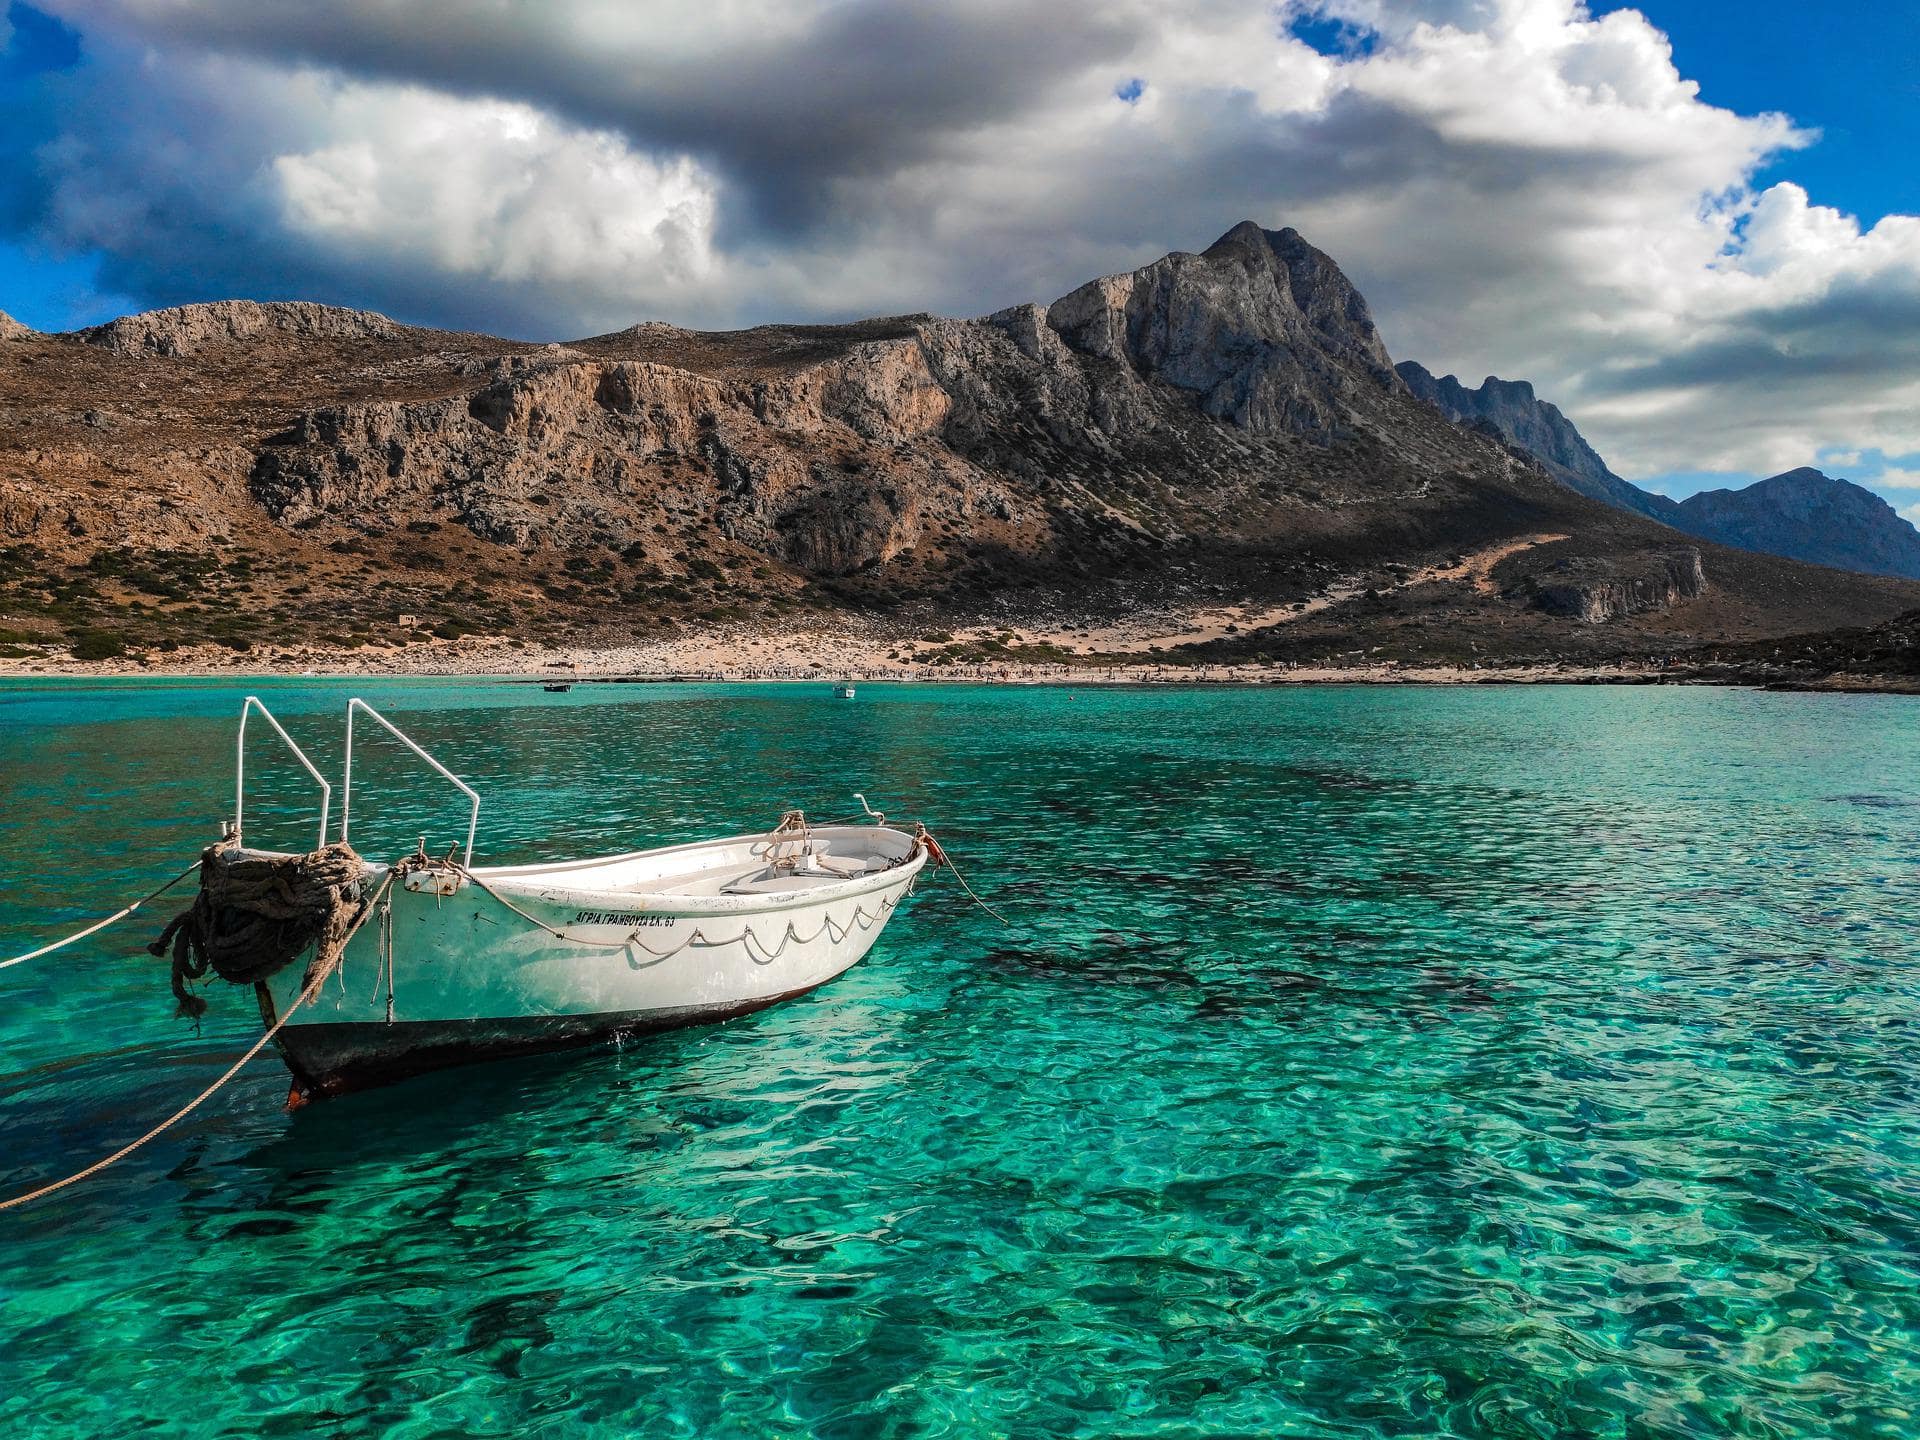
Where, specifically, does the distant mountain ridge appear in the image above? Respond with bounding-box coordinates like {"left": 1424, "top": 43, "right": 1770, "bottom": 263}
{"left": 1394, "top": 361, "right": 1677, "bottom": 524}
{"left": 1674, "top": 468, "right": 1920, "bottom": 581}
{"left": 77, "top": 299, "right": 400, "bottom": 357}
{"left": 1396, "top": 361, "right": 1920, "bottom": 581}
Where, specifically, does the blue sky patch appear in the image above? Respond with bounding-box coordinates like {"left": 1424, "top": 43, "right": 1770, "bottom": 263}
{"left": 1287, "top": 12, "right": 1377, "bottom": 59}
{"left": 2, "top": 2, "right": 82, "bottom": 79}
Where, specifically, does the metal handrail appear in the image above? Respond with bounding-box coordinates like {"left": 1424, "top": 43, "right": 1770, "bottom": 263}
{"left": 340, "top": 698, "right": 481, "bottom": 868}
{"left": 236, "top": 696, "right": 331, "bottom": 849}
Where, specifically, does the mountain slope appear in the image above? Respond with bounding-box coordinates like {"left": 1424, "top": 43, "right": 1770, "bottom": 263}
{"left": 2, "top": 225, "right": 1917, "bottom": 664}
{"left": 1394, "top": 361, "right": 1679, "bottom": 523}
{"left": 1396, "top": 361, "right": 1920, "bottom": 581}
{"left": 1675, "top": 469, "right": 1920, "bottom": 581}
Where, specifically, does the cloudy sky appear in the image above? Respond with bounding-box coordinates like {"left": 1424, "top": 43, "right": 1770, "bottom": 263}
{"left": 2, "top": 0, "right": 1918, "bottom": 516}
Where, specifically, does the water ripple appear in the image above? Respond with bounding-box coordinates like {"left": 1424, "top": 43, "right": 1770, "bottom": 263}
{"left": 2, "top": 679, "right": 1920, "bottom": 1435}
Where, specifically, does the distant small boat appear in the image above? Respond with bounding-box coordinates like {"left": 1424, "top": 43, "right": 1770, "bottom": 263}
{"left": 834, "top": 682, "right": 856, "bottom": 699}
{"left": 543, "top": 682, "right": 572, "bottom": 692}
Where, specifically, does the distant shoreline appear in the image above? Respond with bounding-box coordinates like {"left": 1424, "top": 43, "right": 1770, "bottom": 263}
{"left": 4, "top": 650, "right": 1915, "bottom": 695}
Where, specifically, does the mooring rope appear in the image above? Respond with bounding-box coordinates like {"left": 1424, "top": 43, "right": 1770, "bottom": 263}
{"left": 0, "top": 860, "right": 204, "bottom": 973}
{"left": 929, "top": 844, "right": 1006, "bottom": 925}
{"left": 455, "top": 823, "right": 1008, "bottom": 955}
{"left": 906, "top": 827, "right": 1010, "bottom": 927}
{"left": 149, "top": 842, "right": 368, "bottom": 1019}
{"left": 0, "top": 871, "right": 396, "bottom": 1213}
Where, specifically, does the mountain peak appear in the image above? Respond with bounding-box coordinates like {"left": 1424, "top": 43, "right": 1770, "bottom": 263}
{"left": 1398, "top": 357, "right": 1920, "bottom": 582}
{"left": 1398, "top": 362, "right": 1542, "bottom": 414}
{"left": 1677, "top": 467, "right": 1920, "bottom": 579}
{"left": 0, "top": 310, "right": 31, "bottom": 341}
{"left": 1479, "top": 375, "right": 1537, "bottom": 405}
{"left": 1200, "top": 219, "right": 1302, "bottom": 260}
{"left": 1394, "top": 359, "right": 1679, "bottom": 523}
{"left": 1754, "top": 466, "right": 1833, "bottom": 489}
{"left": 1043, "top": 220, "right": 1398, "bottom": 438}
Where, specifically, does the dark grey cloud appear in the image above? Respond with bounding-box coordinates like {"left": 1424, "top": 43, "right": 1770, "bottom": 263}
{"left": 1589, "top": 285, "right": 1920, "bottom": 396}
{"left": 52, "top": 0, "right": 1147, "bottom": 239}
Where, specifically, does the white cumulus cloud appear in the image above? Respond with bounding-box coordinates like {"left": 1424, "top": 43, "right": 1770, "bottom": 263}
{"left": 271, "top": 85, "right": 717, "bottom": 303}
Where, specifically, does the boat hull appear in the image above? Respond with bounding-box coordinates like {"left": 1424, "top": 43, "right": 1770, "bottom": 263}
{"left": 262, "top": 825, "right": 926, "bottom": 1097}
{"left": 269, "top": 983, "right": 832, "bottom": 1097}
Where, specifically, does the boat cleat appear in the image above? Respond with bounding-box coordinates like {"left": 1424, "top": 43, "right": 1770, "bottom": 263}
{"left": 403, "top": 867, "right": 467, "bottom": 897}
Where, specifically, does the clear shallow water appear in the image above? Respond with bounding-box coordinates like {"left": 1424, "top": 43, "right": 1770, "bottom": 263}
{"left": 3, "top": 679, "right": 1920, "bottom": 1437}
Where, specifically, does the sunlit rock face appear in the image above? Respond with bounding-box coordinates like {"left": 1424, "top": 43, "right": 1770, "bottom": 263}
{"left": 79, "top": 301, "right": 402, "bottom": 358}
{"left": 1048, "top": 222, "right": 1400, "bottom": 441}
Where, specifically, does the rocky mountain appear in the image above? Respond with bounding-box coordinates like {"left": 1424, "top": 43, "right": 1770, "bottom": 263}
{"left": 1046, "top": 221, "right": 1400, "bottom": 436}
{"left": 3, "top": 223, "right": 1917, "bottom": 664}
{"left": 1673, "top": 469, "right": 1920, "bottom": 581}
{"left": 0, "top": 310, "right": 31, "bottom": 341}
{"left": 1394, "top": 361, "right": 1678, "bottom": 523}
{"left": 1396, "top": 361, "right": 1920, "bottom": 582}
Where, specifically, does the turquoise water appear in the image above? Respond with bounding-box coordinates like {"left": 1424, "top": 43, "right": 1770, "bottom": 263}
{"left": 4, "top": 679, "right": 1920, "bottom": 1437}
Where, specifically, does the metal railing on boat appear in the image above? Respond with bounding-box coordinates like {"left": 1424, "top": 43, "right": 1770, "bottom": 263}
{"left": 236, "top": 695, "right": 331, "bottom": 849}
{"left": 341, "top": 698, "right": 481, "bottom": 869}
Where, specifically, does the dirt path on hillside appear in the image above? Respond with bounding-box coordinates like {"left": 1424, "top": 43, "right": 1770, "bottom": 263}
{"left": 964, "top": 532, "right": 1572, "bottom": 654}
{"left": 1411, "top": 533, "right": 1570, "bottom": 594}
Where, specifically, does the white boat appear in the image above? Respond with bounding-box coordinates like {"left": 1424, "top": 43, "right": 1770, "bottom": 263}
{"left": 834, "top": 682, "right": 856, "bottom": 699}
{"left": 226, "top": 698, "right": 928, "bottom": 1097}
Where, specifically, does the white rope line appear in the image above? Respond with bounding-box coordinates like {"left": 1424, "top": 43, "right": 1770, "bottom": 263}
{"left": 451, "top": 823, "right": 1008, "bottom": 961}
{"left": 937, "top": 846, "right": 1011, "bottom": 927}
{"left": 730, "top": 896, "right": 897, "bottom": 965}
{"left": 0, "top": 871, "right": 395, "bottom": 1212}
{"left": 1, "top": 860, "right": 203, "bottom": 972}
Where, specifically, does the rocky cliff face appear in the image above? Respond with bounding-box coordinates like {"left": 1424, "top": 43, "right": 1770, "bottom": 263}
{"left": 1524, "top": 548, "right": 1706, "bottom": 623}
{"left": 252, "top": 337, "right": 1022, "bottom": 574}
{"left": 1675, "top": 469, "right": 1920, "bottom": 581}
{"left": 78, "top": 300, "right": 401, "bottom": 358}
{"left": 242, "top": 223, "right": 1522, "bottom": 590}
{"left": 1049, "top": 222, "right": 1399, "bottom": 439}
{"left": 3, "top": 221, "right": 1915, "bottom": 659}
{"left": 0, "top": 311, "right": 31, "bottom": 341}
{"left": 1396, "top": 361, "right": 1678, "bottom": 523}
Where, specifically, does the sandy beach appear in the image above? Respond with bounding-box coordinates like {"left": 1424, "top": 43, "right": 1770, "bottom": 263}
{"left": 0, "top": 616, "right": 1673, "bottom": 687}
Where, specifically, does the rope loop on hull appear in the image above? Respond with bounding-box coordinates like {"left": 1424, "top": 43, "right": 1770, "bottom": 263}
{"left": 148, "top": 842, "right": 371, "bottom": 1019}
{"left": 445, "top": 822, "right": 1007, "bottom": 960}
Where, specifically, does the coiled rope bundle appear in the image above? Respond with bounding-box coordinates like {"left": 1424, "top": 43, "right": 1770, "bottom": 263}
{"left": 148, "top": 841, "right": 371, "bottom": 1018}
